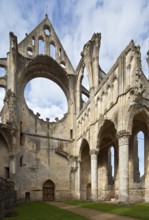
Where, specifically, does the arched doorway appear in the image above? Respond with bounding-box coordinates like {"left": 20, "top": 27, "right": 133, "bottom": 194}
{"left": 43, "top": 180, "right": 55, "bottom": 201}
{"left": 86, "top": 183, "right": 91, "bottom": 200}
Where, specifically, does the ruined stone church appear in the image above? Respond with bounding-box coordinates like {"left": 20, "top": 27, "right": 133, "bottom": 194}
{"left": 0, "top": 15, "right": 149, "bottom": 203}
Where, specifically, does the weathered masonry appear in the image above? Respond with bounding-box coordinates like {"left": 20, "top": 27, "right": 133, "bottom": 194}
{"left": 1, "top": 15, "right": 149, "bottom": 203}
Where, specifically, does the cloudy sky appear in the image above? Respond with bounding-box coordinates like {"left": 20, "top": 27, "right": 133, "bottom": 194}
{"left": 0, "top": 0, "right": 149, "bottom": 121}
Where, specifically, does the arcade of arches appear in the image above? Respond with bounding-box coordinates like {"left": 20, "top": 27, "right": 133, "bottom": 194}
{"left": 0, "top": 15, "right": 149, "bottom": 203}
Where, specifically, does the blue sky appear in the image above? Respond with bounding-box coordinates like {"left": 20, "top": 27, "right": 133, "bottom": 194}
{"left": 0, "top": 0, "right": 149, "bottom": 120}
{"left": 138, "top": 131, "right": 144, "bottom": 176}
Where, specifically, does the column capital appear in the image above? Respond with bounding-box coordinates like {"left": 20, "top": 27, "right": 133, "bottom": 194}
{"left": 118, "top": 131, "right": 130, "bottom": 146}
{"left": 117, "top": 130, "right": 130, "bottom": 138}
{"left": 90, "top": 149, "right": 99, "bottom": 156}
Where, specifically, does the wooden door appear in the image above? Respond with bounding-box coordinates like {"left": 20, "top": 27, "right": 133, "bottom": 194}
{"left": 43, "top": 180, "right": 55, "bottom": 201}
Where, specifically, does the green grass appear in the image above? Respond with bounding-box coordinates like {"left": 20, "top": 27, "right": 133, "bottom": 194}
{"left": 65, "top": 200, "right": 149, "bottom": 220}
{"left": 5, "top": 201, "right": 89, "bottom": 220}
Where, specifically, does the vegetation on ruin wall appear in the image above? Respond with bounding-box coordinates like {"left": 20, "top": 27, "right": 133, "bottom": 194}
{"left": 65, "top": 200, "right": 149, "bottom": 220}
{"left": 5, "top": 201, "right": 88, "bottom": 220}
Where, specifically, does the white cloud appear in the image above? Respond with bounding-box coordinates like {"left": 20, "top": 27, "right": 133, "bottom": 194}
{"left": 26, "top": 100, "right": 67, "bottom": 122}
{"left": 59, "top": 0, "right": 149, "bottom": 74}
{"left": 0, "top": 0, "right": 149, "bottom": 119}
{"left": 0, "top": 0, "right": 57, "bottom": 57}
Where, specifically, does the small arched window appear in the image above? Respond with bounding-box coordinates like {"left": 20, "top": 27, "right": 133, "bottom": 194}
{"left": 38, "top": 38, "right": 44, "bottom": 54}
{"left": 50, "top": 43, "right": 55, "bottom": 59}
{"left": 32, "top": 36, "right": 35, "bottom": 46}
{"left": 59, "top": 48, "right": 61, "bottom": 57}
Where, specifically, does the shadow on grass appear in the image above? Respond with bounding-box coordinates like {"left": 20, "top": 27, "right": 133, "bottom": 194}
{"left": 65, "top": 200, "right": 149, "bottom": 220}
{"left": 5, "top": 201, "right": 89, "bottom": 220}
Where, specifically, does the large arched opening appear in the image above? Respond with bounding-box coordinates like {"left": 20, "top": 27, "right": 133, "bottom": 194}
{"left": 24, "top": 77, "right": 68, "bottom": 121}
{"left": 18, "top": 56, "right": 70, "bottom": 122}
{"left": 97, "top": 120, "right": 118, "bottom": 200}
{"left": 80, "top": 139, "right": 91, "bottom": 200}
{"left": 129, "top": 111, "right": 149, "bottom": 202}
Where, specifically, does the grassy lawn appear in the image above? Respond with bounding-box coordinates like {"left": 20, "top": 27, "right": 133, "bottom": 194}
{"left": 5, "top": 201, "right": 89, "bottom": 220}
{"left": 65, "top": 200, "right": 149, "bottom": 220}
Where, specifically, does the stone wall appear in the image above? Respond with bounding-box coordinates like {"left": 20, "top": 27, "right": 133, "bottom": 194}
{"left": 0, "top": 178, "right": 16, "bottom": 219}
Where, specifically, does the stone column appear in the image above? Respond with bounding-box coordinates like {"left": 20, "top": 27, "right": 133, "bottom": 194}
{"left": 45, "top": 41, "right": 49, "bottom": 56}
{"left": 8, "top": 32, "right": 18, "bottom": 94}
{"left": 118, "top": 132, "right": 129, "bottom": 203}
{"left": 55, "top": 47, "right": 60, "bottom": 62}
{"left": 90, "top": 149, "right": 98, "bottom": 201}
{"left": 77, "top": 159, "right": 81, "bottom": 200}
{"left": 129, "top": 137, "right": 134, "bottom": 188}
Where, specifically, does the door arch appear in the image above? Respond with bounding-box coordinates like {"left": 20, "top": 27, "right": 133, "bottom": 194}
{"left": 86, "top": 183, "right": 91, "bottom": 200}
{"left": 43, "top": 179, "right": 55, "bottom": 201}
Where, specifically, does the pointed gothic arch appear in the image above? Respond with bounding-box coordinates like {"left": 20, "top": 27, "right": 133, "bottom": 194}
{"left": 76, "top": 64, "right": 90, "bottom": 112}
{"left": 97, "top": 120, "right": 118, "bottom": 199}
{"left": 38, "top": 37, "right": 44, "bottom": 54}
{"left": 43, "top": 179, "right": 55, "bottom": 201}
{"left": 97, "top": 119, "right": 117, "bottom": 148}
{"left": 128, "top": 110, "right": 149, "bottom": 201}
{"left": 130, "top": 111, "right": 149, "bottom": 182}
{"left": 50, "top": 42, "right": 56, "bottom": 59}
{"left": 126, "top": 107, "right": 149, "bottom": 135}
{"left": 79, "top": 139, "right": 91, "bottom": 200}
{"left": 79, "top": 139, "right": 90, "bottom": 157}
